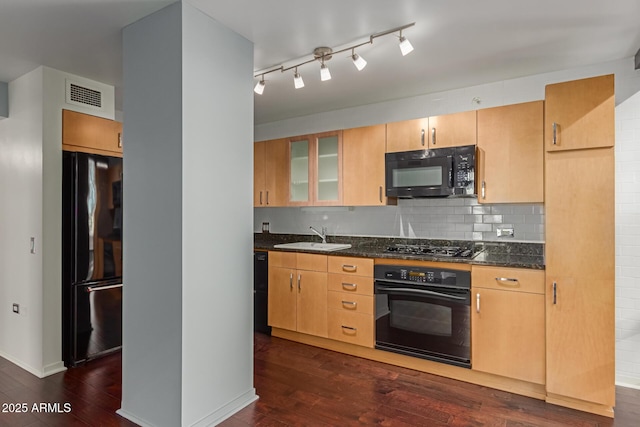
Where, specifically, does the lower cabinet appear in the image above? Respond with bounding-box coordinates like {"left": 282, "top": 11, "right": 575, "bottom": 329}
{"left": 471, "top": 265, "right": 545, "bottom": 385}
{"left": 327, "top": 256, "right": 374, "bottom": 347}
{"left": 268, "top": 251, "right": 328, "bottom": 338}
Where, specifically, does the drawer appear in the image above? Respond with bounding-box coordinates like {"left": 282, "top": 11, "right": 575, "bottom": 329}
{"left": 328, "top": 256, "right": 373, "bottom": 276}
{"left": 327, "top": 291, "right": 374, "bottom": 315}
{"left": 327, "top": 274, "right": 373, "bottom": 295}
{"left": 297, "top": 253, "right": 328, "bottom": 272}
{"left": 472, "top": 265, "right": 545, "bottom": 294}
{"left": 268, "top": 251, "right": 297, "bottom": 268}
{"left": 327, "top": 310, "right": 374, "bottom": 348}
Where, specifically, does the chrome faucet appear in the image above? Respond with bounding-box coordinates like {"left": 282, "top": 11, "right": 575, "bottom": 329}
{"left": 309, "top": 226, "right": 327, "bottom": 244}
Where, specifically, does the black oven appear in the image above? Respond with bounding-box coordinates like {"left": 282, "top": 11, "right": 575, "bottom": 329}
{"left": 385, "top": 145, "right": 475, "bottom": 198}
{"left": 374, "top": 264, "right": 471, "bottom": 368}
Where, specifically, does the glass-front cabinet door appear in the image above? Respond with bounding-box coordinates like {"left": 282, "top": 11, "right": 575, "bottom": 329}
{"left": 288, "top": 131, "right": 342, "bottom": 206}
{"left": 290, "top": 139, "right": 310, "bottom": 202}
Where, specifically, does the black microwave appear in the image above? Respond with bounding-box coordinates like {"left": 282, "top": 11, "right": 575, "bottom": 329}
{"left": 385, "top": 145, "right": 476, "bottom": 198}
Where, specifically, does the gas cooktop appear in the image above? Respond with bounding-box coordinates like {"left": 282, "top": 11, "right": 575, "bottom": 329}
{"left": 384, "top": 244, "right": 475, "bottom": 258}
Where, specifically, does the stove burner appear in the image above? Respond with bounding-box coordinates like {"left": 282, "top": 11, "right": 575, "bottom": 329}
{"left": 385, "top": 244, "right": 473, "bottom": 258}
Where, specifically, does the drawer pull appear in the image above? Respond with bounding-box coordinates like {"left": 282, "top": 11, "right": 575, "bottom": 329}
{"left": 495, "top": 277, "right": 519, "bottom": 286}
{"left": 342, "top": 282, "right": 357, "bottom": 290}
{"left": 342, "top": 264, "right": 357, "bottom": 272}
{"left": 341, "top": 325, "right": 357, "bottom": 332}
{"left": 341, "top": 300, "right": 357, "bottom": 309}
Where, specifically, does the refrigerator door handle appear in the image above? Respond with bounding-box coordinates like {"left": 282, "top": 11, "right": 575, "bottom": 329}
{"left": 86, "top": 283, "right": 123, "bottom": 293}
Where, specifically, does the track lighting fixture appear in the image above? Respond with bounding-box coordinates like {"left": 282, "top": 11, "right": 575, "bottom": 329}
{"left": 351, "top": 49, "right": 367, "bottom": 71}
{"left": 253, "top": 75, "right": 265, "bottom": 95}
{"left": 253, "top": 22, "right": 415, "bottom": 95}
{"left": 293, "top": 67, "right": 304, "bottom": 89}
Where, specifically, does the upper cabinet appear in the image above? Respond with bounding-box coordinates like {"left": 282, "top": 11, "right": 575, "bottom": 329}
{"left": 386, "top": 111, "right": 476, "bottom": 152}
{"left": 254, "top": 138, "right": 289, "bottom": 207}
{"left": 62, "top": 109, "right": 122, "bottom": 157}
{"left": 545, "top": 74, "right": 614, "bottom": 151}
{"left": 343, "top": 124, "right": 394, "bottom": 206}
{"left": 477, "top": 101, "right": 544, "bottom": 204}
{"left": 289, "top": 131, "right": 343, "bottom": 206}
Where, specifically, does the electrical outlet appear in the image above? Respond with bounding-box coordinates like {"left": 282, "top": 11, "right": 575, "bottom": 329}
{"left": 497, "top": 228, "right": 514, "bottom": 237}
{"left": 12, "top": 303, "right": 19, "bottom": 314}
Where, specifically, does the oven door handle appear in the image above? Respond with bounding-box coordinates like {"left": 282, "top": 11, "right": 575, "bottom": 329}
{"left": 86, "top": 283, "right": 123, "bottom": 293}
{"left": 376, "top": 286, "right": 467, "bottom": 301}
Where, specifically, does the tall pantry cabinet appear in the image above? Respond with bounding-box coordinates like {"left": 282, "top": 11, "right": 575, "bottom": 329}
{"left": 544, "top": 74, "right": 615, "bottom": 416}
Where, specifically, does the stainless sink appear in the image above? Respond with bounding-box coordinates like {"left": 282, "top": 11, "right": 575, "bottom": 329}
{"left": 273, "top": 242, "right": 352, "bottom": 252}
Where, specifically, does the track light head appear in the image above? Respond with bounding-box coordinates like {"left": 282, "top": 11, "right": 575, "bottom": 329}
{"left": 320, "top": 62, "right": 331, "bottom": 81}
{"left": 351, "top": 51, "right": 367, "bottom": 71}
{"left": 293, "top": 67, "right": 304, "bottom": 89}
{"left": 398, "top": 30, "right": 414, "bottom": 56}
{"left": 254, "top": 77, "right": 265, "bottom": 95}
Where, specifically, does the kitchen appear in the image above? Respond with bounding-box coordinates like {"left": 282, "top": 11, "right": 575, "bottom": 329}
{"left": 1, "top": 1, "right": 640, "bottom": 426}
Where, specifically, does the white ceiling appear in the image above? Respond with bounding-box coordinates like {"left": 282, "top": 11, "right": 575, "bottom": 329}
{"left": 1, "top": 0, "right": 639, "bottom": 125}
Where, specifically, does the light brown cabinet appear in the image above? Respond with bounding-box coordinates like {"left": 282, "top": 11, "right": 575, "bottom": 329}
{"left": 386, "top": 111, "right": 476, "bottom": 152}
{"left": 342, "top": 124, "right": 394, "bottom": 206}
{"left": 268, "top": 252, "right": 328, "bottom": 337}
{"left": 471, "top": 266, "right": 545, "bottom": 385}
{"left": 327, "top": 256, "right": 374, "bottom": 347}
{"left": 544, "top": 75, "right": 615, "bottom": 415}
{"left": 545, "top": 74, "right": 614, "bottom": 151}
{"left": 254, "top": 138, "right": 289, "bottom": 207}
{"left": 477, "top": 101, "right": 544, "bottom": 203}
{"left": 62, "top": 109, "right": 122, "bottom": 156}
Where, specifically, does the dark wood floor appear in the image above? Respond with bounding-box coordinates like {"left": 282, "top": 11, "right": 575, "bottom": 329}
{"left": 1, "top": 334, "right": 639, "bottom": 426}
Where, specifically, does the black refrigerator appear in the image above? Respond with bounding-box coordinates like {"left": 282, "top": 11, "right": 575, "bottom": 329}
{"left": 62, "top": 151, "right": 123, "bottom": 367}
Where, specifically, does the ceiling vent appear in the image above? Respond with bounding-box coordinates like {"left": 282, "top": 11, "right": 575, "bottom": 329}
{"left": 65, "top": 79, "right": 103, "bottom": 110}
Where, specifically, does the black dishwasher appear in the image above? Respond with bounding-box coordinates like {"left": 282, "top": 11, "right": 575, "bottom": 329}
{"left": 254, "top": 251, "right": 271, "bottom": 335}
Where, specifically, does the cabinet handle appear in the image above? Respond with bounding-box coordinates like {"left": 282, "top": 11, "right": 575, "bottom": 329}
{"left": 266, "top": 191, "right": 269, "bottom": 205}
{"left": 476, "top": 293, "right": 480, "bottom": 313}
{"left": 341, "top": 325, "right": 357, "bottom": 332}
{"left": 421, "top": 128, "right": 425, "bottom": 146}
{"left": 259, "top": 191, "right": 263, "bottom": 205}
{"left": 118, "top": 132, "right": 123, "bottom": 148}
{"left": 342, "top": 282, "right": 357, "bottom": 291}
{"left": 552, "top": 122, "right": 558, "bottom": 145}
{"left": 297, "top": 274, "right": 301, "bottom": 292}
{"left": 341, "top": 300, "right": 357, "bottom": 309}
{"left": 342, "top": 264, "right": 357, "bottom": 272}
{"left": 379, "top": 186, "right": 383, "bottom": 203}
{"left": 553, "top": 281, "right": 557, "bottom": 304}
{"left": 495, "top": 277, "right": 519, "bottom": 286}
{"left": 289, "top": 273, "right": 293, "bottom": 290}
{"left": 431, "top": 127, "right": 436, "bottom": 145}
{"left": 481, "top": 181, "right": 486, "bottom": 199}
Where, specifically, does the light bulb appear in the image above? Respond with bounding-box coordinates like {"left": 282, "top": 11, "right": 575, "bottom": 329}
{"left": 320, "top": 63, "right": 331, "bottom": 81}
{"left": 399, "top": 36, "right": 414, "bottom": 56}
{"left": 294, "top": 71, "right": 304, "bottom": 89}
{"left": 254, "top": 79, "right": 265, "bottom": 95}
{"left": 352, "top": 53, "right": 367, "bottom": 71}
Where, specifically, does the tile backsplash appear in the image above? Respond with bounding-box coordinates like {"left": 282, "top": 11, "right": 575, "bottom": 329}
{"left": 254, "top": 198, "right": 544, "bottom": 243}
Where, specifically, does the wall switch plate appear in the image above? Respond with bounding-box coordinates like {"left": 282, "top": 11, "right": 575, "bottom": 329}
{"left": 262, "top": 222, "right": 270, "bottom": 233}
{"left": 497, "top": 228, "right": 514, "bottom": 237}
{"left": 12, "top": 303, "right": 19, "bottom": 314}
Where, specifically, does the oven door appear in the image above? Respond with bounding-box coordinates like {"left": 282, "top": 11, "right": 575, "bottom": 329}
{"left": 375, "top": 281, "right": 471, "bottom": 368}
{"left": 385, "top": 151, "right": 453, "bottom": 198}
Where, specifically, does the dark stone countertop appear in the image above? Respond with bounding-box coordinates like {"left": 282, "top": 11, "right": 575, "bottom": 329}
{"left": 254, "top": 233, "right": 545, "bottom": 270}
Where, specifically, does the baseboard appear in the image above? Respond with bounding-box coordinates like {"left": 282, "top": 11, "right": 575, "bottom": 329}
{"left": 190, "top": 388, "right": 258, "bottom": 427}
{"left": 616, "top": 376, "right": 640, "bottom": 390}
{"left": 116, "top": 409, "right": 154, "bottom": 427}
{"left": 0, "top": 350, "right": 65, "bottom": 378}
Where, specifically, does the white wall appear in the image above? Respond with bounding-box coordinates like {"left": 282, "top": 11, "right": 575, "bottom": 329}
{"left": 255, "top": 57, "right": 640, "bottom": 387}
{"left": 120, "top": 2, "right": 256, "bottom": 426}
{"left": 0, "top": 81, "right": 7, "bottom": 118}
{"left": 0, "top": 68, "right": 45, "bottom": 374}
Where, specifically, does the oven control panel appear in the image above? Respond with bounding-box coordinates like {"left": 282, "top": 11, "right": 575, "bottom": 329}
{"left": 375, "top": 265, "right": 471, "bottom": 288}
